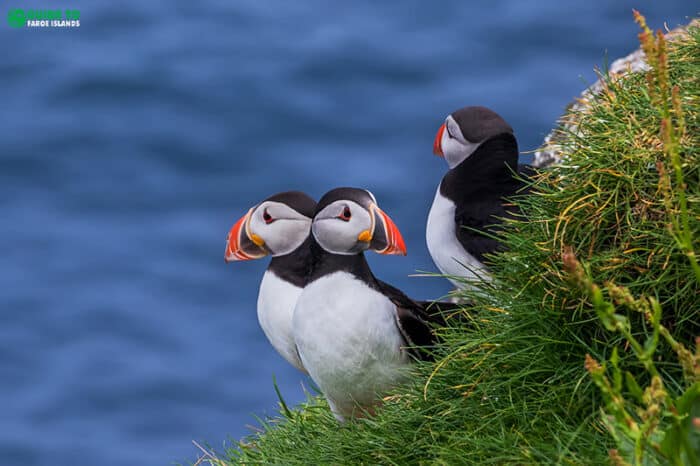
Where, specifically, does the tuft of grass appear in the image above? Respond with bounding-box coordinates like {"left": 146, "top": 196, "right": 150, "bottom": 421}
{"left": 212, "top": 14, "right": 699, "bottom": 465}
{"left": 561, "top": 12, "right": 700, "bottom": 465}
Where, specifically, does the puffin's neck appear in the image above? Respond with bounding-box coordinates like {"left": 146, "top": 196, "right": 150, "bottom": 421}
{"left": 308, "top": 240, "right": 377, "bottom": 286}
{"left": 441, "top": 133, "right": 519, "bottom": 200}
{"left": 268, "top": 236, "right": 314, "bottom": 288}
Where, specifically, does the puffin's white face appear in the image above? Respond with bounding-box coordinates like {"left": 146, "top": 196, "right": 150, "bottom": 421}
{"left": 434, "top": 115, "right": 482, "bottom": 169}
{"left": 225, "top": 201, "right": 311, "bottom": 261}
{"left": 312, "top": 188, "right": 407, "bottom": 256}
{"left": 247, "top": 201, "right": 311, "bottom": 256}
{"left": 312, "top": 200, "right": 373, "bottom": 255}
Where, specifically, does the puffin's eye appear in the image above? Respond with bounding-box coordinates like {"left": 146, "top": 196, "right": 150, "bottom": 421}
{"left": 445, "top": 124, "right": 454, "bottom": 139}
{"left": 263, "top": 208, "right": 274, "bottom": 224}
{"left": 338, "top": 206, "right": 352, "bottom": 221}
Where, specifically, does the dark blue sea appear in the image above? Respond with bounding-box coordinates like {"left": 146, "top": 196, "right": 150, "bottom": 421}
{"left": 0, "top": 1, "right": 694, "bottom": 464}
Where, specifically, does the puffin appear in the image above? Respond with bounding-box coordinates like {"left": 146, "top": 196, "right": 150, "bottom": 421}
{"left": 292, "top": 187, "right": 451, "bottom": 421}
{"left": 224, "top": 191, "right": 317, "bottom": 373}
{"left": 426, "top": 106, "right": 535, "bottom": 288}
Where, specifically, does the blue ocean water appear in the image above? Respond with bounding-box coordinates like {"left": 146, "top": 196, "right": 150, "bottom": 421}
{"left": 0, "top": 1, "right": 694, "bottom": 464}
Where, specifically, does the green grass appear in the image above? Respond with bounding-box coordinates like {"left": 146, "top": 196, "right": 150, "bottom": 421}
{"left": 209, "top": 16, "right": 699, "bottom": 465}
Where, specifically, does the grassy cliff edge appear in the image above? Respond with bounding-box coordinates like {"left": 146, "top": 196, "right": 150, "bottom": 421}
{"left": 208, "top": 14, "right": 699, "bottom": 465}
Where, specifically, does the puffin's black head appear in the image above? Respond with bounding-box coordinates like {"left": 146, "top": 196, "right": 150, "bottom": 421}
{"left": 433, "top": 106, "right": 514, "bottom": 169}
{"left": 225, "top": 191, "right": 316, "bottom": 262}
{"left": 312, "top": 187, "right": 406, "bottom": 256}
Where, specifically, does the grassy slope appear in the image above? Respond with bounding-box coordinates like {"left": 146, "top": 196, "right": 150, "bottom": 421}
{"left": 219, "top": 20, "right": 699, "bottom": 465}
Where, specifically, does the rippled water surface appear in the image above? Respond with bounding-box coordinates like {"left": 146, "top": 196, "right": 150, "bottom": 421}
{"left": 0, "top": 1, "right": 694, "bottom": 464}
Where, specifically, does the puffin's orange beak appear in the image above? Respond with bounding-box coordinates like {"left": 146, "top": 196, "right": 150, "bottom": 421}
{"left": 433, "top": 123, "right": 445, "bottom": 157}
{"left": 224, "top": 209, "right": 268, "bottom": 262}
{"left": 371, "top": 204, "right": 407, "bottom": 256}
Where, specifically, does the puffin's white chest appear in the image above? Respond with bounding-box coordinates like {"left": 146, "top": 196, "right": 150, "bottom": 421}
{"left": 257, "top": 271, "right": 306, "bottom": 372}
{"left": 292, "top": 271, "right": 409, "bottom": 419}
{"left": 426, "top": 185, "right": 488, "bottom": 288}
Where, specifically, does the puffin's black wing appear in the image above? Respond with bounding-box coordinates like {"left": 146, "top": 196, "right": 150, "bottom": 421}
{"left": 394, "top": 307, "right": 437, "bottom": 361}
{"left": 375, "top": 280, "right": 466, "bottom": 361}
{"left": 374, "top": 280, "right": 435, "bottom": 360}
{"left": 453, "top": 164, "right": 537, "bottom": 263}
{"left": 376, "top": 280, "right": 467, "bottom": 323}
{"left": 453, "top": 199, "right": 506, "bottom": 263}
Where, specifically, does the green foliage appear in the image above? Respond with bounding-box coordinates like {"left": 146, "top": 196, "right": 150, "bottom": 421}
{"left": 560, "top": 12, "right": 700, "bottom": 466}
{"left": 204, "top": 14, "right": 699, "bottom": 465}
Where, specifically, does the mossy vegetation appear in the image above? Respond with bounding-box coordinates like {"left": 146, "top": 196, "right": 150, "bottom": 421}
{"left": 207, "top": 14, "right": 698, "bottom": 465}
